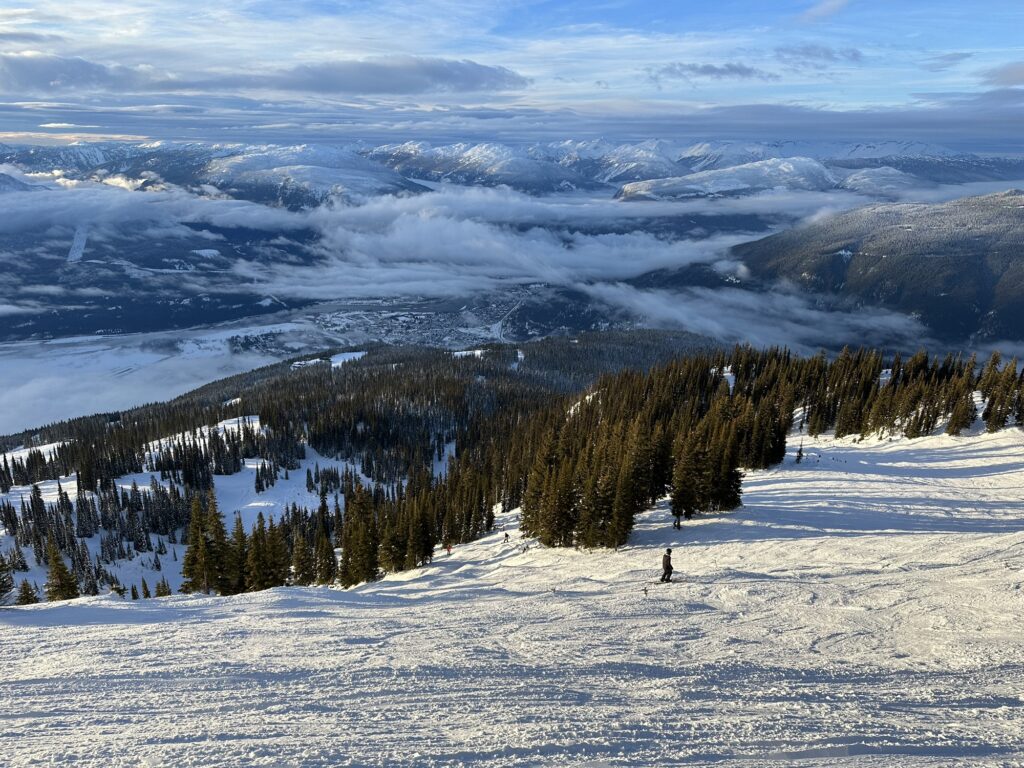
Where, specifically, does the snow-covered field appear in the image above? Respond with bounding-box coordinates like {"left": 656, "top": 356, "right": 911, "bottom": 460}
{"left": 3, "top": 428, "right": 1024, "bottom": 766}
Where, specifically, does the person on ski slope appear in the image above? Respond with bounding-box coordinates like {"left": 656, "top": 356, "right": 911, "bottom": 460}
{"left": 660, "top": 548, "right": 673, "bottom": 583}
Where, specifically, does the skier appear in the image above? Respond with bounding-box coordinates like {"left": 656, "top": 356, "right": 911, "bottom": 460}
{"left": 660, "top": 548, "right": 673, "bottom": 583}
{"left": 503, "top": 532, "right": 510, "bottom": 543}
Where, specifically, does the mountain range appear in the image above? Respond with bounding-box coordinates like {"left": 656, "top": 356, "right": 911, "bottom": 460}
{"left": 4, "top": 138, "right": 1022, "bottom": 201}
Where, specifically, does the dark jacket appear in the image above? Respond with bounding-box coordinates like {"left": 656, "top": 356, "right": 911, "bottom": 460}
{"left": 662, "top": 553, "right": 672, "bottom": 571}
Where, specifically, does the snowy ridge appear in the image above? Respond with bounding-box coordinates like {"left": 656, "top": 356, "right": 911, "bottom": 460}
{"left": 836, "top": 165, "right": 929, "bottom": 197}
{"left": 616, "top": 157, "right": 840, "bottom": 200}
{"left": 365, "top": 141, "right": 592, "bottom": 192}
{"left": 0, "top": 172, "right": 36, "bottom": 193}
{"left": 1, "top": 138, "right": 1009, "bottom": 202}
{"left": 3, "top": 423, "right": 1023, "bottom": 764}
{"left": 200, "top": 144, "right": 426, "bottom": 203}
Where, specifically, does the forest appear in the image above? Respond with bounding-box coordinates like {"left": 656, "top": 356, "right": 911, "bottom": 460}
{"left": 3, "top": 331, "right": 1022, "bottom": 605}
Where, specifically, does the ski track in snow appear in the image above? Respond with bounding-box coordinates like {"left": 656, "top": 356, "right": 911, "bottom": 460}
{"left": 2, "top": 428, "right": 1024, "bottom": 766}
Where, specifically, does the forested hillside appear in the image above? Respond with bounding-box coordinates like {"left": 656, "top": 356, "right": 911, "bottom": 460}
{"left": 732, "top": 190, "right": 1024, "bottom": 340}
{"left": 3, "top": 334, "right": 1023, "bottom": 606}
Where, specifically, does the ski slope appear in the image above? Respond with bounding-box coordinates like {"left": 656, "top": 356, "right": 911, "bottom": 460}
{"left": 2, "top": 428, "right": 1024, "bottom": 766}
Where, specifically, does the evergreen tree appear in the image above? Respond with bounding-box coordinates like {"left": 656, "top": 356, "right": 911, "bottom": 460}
{"left": 290, "top": 533, "right": 314, "bottom": 585}
{"left": 16, "top": 579, "right": 39, "bottom": 605}
{"left": 205, "top": 491, "right": 229, "bottom": 594}
{"left": 0, "top": 553, "right": 12, "bottom": 603}
{"left": 670, "top": 439, "right": 698, "bottom": 528}
{"left": 313, "top": 527, "right": 336, "bottom": 585}
{"left": 266, "top": 520, "right": 290, "bottom": 587}
{"left": 44, "top": 538, "right": 79, "bottom": 602}
{"left": 246, "top": 513, "right": 270, "bottom": 591}
{"left": 180, "top": 495, "right": 210, "bottom": 593}
{"left": 225, "top": 514, "right": 249, "bottom": 595}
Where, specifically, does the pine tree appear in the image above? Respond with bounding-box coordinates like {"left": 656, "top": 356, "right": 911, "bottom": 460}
{"left": 205, "top": 491, "right": 229, "bottom": 594}
{"left": 130, "top": 584, "right": 139, "bottom": 600}
{"left": 290, "top": 533, "right": 314, "bottom": 585}
{"left": 181, "top": 495, "right": 210, "bottom": 593}
{"left": 225, "top": 514, "right": 249, "bottom": 595}
{"left": 946, "top": 389, "right": 976, "bottom": 435}
{"left": 16, "top": 579, "right": 39, "bottom": 605}
{"left": 155, "top": 577, "right": 172, "bottom": 597}
{"left": 44, "top": 538, "right": 79, "bottom": 602}
{"left": 246, "top": 513, "right": 270, "bottom": 591}
{"left": 266, "top": 520, "right": 290, "bottom": 587}
{"left": 670, "top": 435, "right": 706, "bottom": 527}
{"left": 0, "top": 553, "right": 12, "bottom": 603}
{"left": 141, "top": 577, "right": 152, "bottom": 599}
{"left": 313, "top": 527, "right": 336, "bottom": 584}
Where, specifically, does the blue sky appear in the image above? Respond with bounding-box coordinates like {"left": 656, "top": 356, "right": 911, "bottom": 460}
{"left": 0, "top": 0, "right": 1021, "bottom": 147}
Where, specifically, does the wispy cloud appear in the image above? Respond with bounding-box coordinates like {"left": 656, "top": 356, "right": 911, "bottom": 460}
{"left": 0, "top": 52, "right": 156, "bottom": 93}
{"left": 800, "top": 0, "right": 851, "bottom": 22}
{"left": 776, "top": 44, "right": 863, "bottom": 69}
{"left": 188, "top": 57, "right": 530, "bottom": 95}
{"left": 0, "top": 52, "right": 529, "bottom": 96}
{"left": 646, "top": 62, "right": 780, "bottom": 84}
{"left": 921, "top": 52, "right": 973, "bottom": 72}
{"left": 982, "top": 61, "right": 1024, "bottom": 87}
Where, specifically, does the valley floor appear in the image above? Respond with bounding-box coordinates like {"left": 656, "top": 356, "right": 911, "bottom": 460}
{"left": 2, "top": 429, "right": 1024, "bottom": 766}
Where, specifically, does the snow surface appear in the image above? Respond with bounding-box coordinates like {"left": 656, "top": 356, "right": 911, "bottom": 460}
{"left": 3, "top": 425, "right": 1023, "bottom": 765}
{"left": 66, "top": 224, "right": 88, "bottom": 262}
{"left": 838, "top": 167, "right": 931, "bottom": 198}
{"left": 331, "top": 351, "right": 367, "bottom": 367}
{"left": 199, "top": 144, "right": 427, "bottom": 201}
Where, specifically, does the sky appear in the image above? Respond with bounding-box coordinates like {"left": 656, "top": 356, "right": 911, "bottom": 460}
{"left": 0, "top": 0, "right": 1021, "bottom": 148}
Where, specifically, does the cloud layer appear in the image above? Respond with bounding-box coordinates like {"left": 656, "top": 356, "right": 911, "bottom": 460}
{"left": 0, "top": 52, "right": 529, "bottom": 95}
{"left": 0, "top": 1, "right": 1020, "bottom": 148}
{"left": 0, "top": 177, "right": 972, "bottom": 356}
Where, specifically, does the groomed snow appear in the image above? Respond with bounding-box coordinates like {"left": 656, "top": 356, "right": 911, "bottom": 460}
{"left": 2, "top": 427, "right": 1023, "bottom": 766}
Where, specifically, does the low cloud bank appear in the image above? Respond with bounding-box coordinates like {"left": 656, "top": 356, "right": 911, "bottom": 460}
{"left": 1, "top": 177, "right": 991, "bottom": 356}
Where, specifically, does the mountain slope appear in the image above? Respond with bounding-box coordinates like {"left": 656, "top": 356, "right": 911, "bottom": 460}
{"left": 365, "top": 141, "right": 596, "bottom": 193}
{"left": 616, "top": 157, "right": 840, "bottom": 200}
{"left": 200, "top": 144, "right": 427, "bottom": 206}
{"left": 733, "top": 190, "right": 1024, "bottom": 340}
{"left": 4, "top": 426, "right": 1023, "bottom": 766}
{"left": 0, "top": 172, "right": 36, "bottom": 193}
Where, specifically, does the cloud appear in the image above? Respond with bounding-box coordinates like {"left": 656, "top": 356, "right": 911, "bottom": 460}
{"left": 982, "top": 61, "right": 1024, "bottom": 87}
{"left": 584, "top": 283, "right": 929, "bottom": 352}
{"left": 0, "top": 52, "right": 529, "bottom": 96}
{"left": 0, "top": 51, "right": 155, "bottom": 93}
{"left": 255, "top": 57, "right": 529, "bottom": 94}
{"left": 800, "top": 0, "right": 850, "bottom": 22}
{"left": 0, "top": 182, "right": 306, "bottom": 235}
{"left": 646, "top": 62, "right": 780, "bottom": 84}
{"left": 0, "top": 31, "right": 63, "bottom": 43}
{"left": 922, "top": 52, "right": 973, "bottom": 72}
{"left": 775, "top": 44, "right": 863, "bottom": 69}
